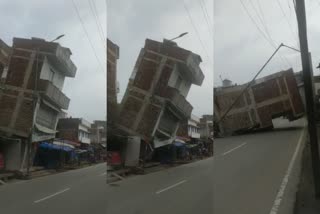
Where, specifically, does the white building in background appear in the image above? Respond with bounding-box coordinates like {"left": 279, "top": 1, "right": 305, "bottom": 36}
{"left": 78, "top": 118, "right": 91, "bottom": 145}
{"left": 188, "top": 114, "right": 200, "bottom": 139}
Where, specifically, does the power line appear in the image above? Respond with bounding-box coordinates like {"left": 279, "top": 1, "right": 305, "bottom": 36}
{"left": 91, "top": 0, "right": 106, "bottom": 38}
{"left": 240, "top": 0, "right": 275, "bottom": 48}
{"left": 255, "top": 0, "right": 277, "bottom": 46}
{"left": 88, "top": 0, "right": 106, "bottom": 47}
{"left": 71, "top": 0, "right": 104, "bottom": 72}
{"left": 183, "top": 0, "right": 213, "bottom": 67}
{"left": 276, "top": 0, "right": 299, "bottom": 46}
{"left": 240, "top": 0, "right": 292, "bottom": 69}
{"left": 198, "top": 0, "right": 213, "bottom": 36}
{"left": 255, "top": 0, "right": 292, "bottom": 68}
{"left": 201, "top": 0, "right": 213, "bottom": 25}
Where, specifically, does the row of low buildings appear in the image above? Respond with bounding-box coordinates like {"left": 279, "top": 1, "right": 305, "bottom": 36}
{"left": 0, "top": 37, "right": 107, "bottom": 175}
{"left": 107, "top": 38, "right": 213, "bottom": 166}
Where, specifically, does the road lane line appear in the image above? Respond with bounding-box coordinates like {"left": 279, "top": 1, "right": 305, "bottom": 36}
{"left": 156, "top": 180, "right": 187, "bottom": 194}
{"left": 269, "top": 126, "right": 306, "bottom": 214}
{"left": 222, "top": 142, "right": 247, "bottom": 156}
{"left": 99, "top": 172, "right": 106, "bottom": 176}
{"left": 34, "top": 188, "right": 70, "bottom": 203}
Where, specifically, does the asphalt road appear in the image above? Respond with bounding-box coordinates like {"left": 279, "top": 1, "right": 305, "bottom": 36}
{"left": 0, "top": 163, "right": 108, "bottom": 214}
{"left": 214, "top": 118, "right": 306, "bottom": 214}
{"left": 0, "top": 118, "right": 305, "bottom": 214}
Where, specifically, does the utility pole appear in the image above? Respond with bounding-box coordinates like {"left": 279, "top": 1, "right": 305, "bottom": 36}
{"left": 296, "top": 0, "right": 320, "bottom": 197}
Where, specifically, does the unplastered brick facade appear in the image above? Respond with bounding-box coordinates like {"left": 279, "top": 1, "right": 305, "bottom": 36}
{"left": 117, "top": 39, "right": 204, "bottom": 143}
{"left": 0, "top": 37, "right": 76, "bottom": 139}
{"left": 214, "top": 69, "right": 304, "bottom": 135}
{"left": 107, "top": 39, "right": 119, "bottom": 124}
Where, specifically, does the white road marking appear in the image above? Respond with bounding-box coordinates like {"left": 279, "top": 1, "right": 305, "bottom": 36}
{"left": 269, "top": 126, "right": 306, "bottom": 214}
{"left": 99, "top": 172, "right": 107, "bottom": 176}
{"left": 14, "top": 180, "right": 27, "bottom": 185}
{"left": 156, "top": 180, "right": 187, "bottom": 194}
{"left": 34, "top": 188, "right": 70, "bottom": 203}
{"left": 222, "top": 142, "right": 247, "bottom": 156}
{"left": 111, "top": 172, "right": 125, "bottom": 180}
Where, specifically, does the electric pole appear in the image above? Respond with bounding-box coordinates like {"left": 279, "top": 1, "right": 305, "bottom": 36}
{"left": 296, "top": 0, "right": 320, "bottom": 197}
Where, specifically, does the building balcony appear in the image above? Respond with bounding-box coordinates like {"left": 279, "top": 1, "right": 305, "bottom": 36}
{"left": 79, "top": 136, "right": 91, "bottom": 144}
{"left": 177, "top": 54, "right": 204, "bottom": 86}
{"left": 47, "top": 46, "right": 77, "bottom": 78}
{"left": 190, "top": 132, "right": 200, "bottom": 139}
{"left": 38, "top": 79, "right": 70, "bottom": 110}
{"left": 164, "top": 87, "right": 193, "bottom": 118}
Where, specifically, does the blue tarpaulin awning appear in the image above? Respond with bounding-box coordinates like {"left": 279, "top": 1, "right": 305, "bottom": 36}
{"left": 39, "top": 142, "right": 74, "bottom": 152}
{"left": 173, "top": 141, "right": 185, "bottom": 147}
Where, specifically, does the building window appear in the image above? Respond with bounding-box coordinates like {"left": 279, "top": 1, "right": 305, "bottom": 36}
{"left": 175, "top": 75, "right": 182, "bottom": 90}
{"left": 0, "top": 65, "right": 8, "bottom": 79}
{"left": 49, "top": 68, "right": 55, "bottom": 82}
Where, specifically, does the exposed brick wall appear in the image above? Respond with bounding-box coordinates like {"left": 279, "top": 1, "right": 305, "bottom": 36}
{"left": 215, "top": 69, "right": 304, "bottom": 133}
{"left": 107, "top": 39, "right": 119, "bottom": 124}
{"left": 257, "top": 102, "right": 284, "bottom": 127}
{"left": 118, "top": 96, "right": 143, "bottom": 129}
{"left": 176, "top": 119, "right": 188, "bottom": 137}
{"left": 56, "top": 118, "right": 80, "bottom": 141}
{"left": 0, "top": 95, "right": 16, "bottom": 128}
{"left": 56, "top": 129, "right": 79, "bottom": 142}
{"left": 0, "top": 37, "right": 74, "bottom": 138}
{"left": 14, "top": 99, "right": 33, "bottom": 133}
{"left": 252, "top": 79, "right": 281, "bottom": 103}
{"left": 215, "top": 90, "right": 247, "bottom": 110}
{"left": 136, "top": 103, "right": 161, "bottom": 137}
{"left": 118, "top": 38, "right": 201, "bottom": 139}
{"left": 284, "top": 71, "right": 304, "bottom": 114}
{"left": 133, "top": 58, "right": 158, "bottom": 91}
{"left": 222, "top": 112, "right": 252, "bottom": 132}
{"left": 154, "top": 65, "right": 173, "bottom": 97}
{"left": 144, "top": 39, "right": 192, "bottom": 61}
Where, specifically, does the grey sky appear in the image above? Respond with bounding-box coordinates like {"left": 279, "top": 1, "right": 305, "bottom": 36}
{"left": 214, "top": 0, "right": 320, "bottom": 87}
{"left": 107, "top": 0, "right": 213, "bottom": 117}
{"left": 0, "top": 0, "right": 106, "bottom": 123}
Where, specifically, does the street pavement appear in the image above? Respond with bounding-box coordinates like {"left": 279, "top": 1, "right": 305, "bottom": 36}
{"left": 214, "top": 118, "right": 306, "bottom": 214}
{"left": 0, "top": 118, "right": 305, "bottom": 214}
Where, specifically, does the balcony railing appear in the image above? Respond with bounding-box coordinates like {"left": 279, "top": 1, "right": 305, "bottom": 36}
{"left": 47, "top": 46, "right": 77, "bottom": 78}
{"left": 164, "top": 87, "right": 193, "bottom": 118}
{"left": 38, "top": 79, "right": 70, "bottom": 110}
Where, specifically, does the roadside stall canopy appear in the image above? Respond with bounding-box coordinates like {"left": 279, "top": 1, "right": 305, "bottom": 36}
{"left": 75, "top": 149, "right": 88, "bottom": 154}
{"left": 173, "top": 139, "right": 186, "bottom": 147}
{"left": 55, "top": 139, "right": 80, "bottom": 147}
{"left": 53, "top": 141, "right": 75, "bottom": 149}
{"left": 186, "top": 144, "right": 198, "bottom": 149}
{"left": 39, "top": 142, "right": 74, "bottom": 152}
{"left": 176, "top": 136, "right": 191, "bottom": 142}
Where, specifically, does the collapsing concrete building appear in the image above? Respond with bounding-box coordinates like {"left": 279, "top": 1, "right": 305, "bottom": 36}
{"left": 0, "top": 37, "right": 76, "bottom": 172}
{"left": 214, "top": 69, "right": 304, "bottom": 135}
{"left": 117, "top": 39, "right": 204, "bottom": 148}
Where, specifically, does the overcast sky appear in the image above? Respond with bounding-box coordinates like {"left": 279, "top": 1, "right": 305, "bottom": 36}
{"left": 214, "top": 0, "right": 320, "bottom": 87}
{"left": 107, "top": 0, "right": 213, "bottom": 117}
{"left": 0, "top": 0, "right": 106, "bottom": 123}
{"left": 2, "top": 0, "right": 320, "bottom": 121}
